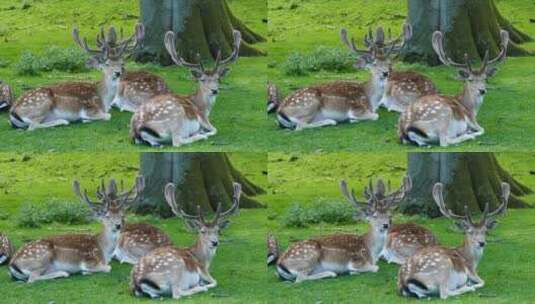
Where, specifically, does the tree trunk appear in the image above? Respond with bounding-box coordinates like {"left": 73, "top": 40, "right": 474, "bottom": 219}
{"left": 403, "top": 0, "right": 532, "bottom": 65}
{"left": 135, "top": 0, "right": 266, "bottom": 65}
{"left": 134, "top": 152, "right": 265, "bottom": 218}
{"left": 401, "top": 153, "right": 532, "bottom": 217}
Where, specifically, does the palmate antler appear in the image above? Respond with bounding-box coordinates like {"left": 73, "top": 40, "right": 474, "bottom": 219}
{"left": 432, "top": 29, "right": 509, "bottom": 74}
{"left": 164, "top": 29, "right": 242, "bottom": 74}
{"left": 165, "top": 182, "right": 242, "bottom": 228}
{"left": 340, "top": 23, "right": 412, "bottom": 59}
{"left": 432, "top": 182, "right": 510, "bottom": 227}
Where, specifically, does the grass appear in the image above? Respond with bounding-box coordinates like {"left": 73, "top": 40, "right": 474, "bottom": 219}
{"left": 265, "top": 0, "right": 535, "bottom": 152}
{"left": 0, "top": 0, "right": 268, "bottom": 152}
{"left": 264, "top": 152, "right": 535, "bottom": 303}
{"left": 0, "top": 152, "right": 269, "bottom": 303}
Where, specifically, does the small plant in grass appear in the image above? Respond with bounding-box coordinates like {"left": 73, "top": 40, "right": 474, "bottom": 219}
{"left": 280, "top": 200, "right": 355, "bottom": 227}
{"left": 14, "top": 46, "right": 89, "bottom": 75}
{"left": 16, "top": 200, "right": 92, "bottom": 228}
{"left": 282, "top": 46, "right": 355, "bottom": 76}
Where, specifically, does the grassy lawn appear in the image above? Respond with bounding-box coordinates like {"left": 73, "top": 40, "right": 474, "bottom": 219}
{"left": 265, "top": 0, "right": 535, "bottom": 152}
{"left": 264, "top": 152, "right": 535, "bottom": 303}
{"left": 0, "top": 152, "right": 270, "bottom": 303}
{"left": 0, "top": 0, "right": 268, "bottom": 152}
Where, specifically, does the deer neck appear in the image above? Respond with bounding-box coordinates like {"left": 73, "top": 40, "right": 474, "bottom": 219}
{"left": 364, "top": 226, "right": 387, "bottom": 264}
{"left": 365, "top": 76, "right": 386, "bottom": 111}
{"left": 189, "top": 237, "right": 217, "bottom": 270}
{"left": 97, "top": 77, "right": 118, "bottom": 111}
{"left": 456, "top": 85, "right": 483, "bottom": 119}
{"left": 456, "top": 238, "right": 484, "bottom": 270}
{"left": 97, "top": 225, "right": 120, "bottom": 263}
{"left": 191, "top": 88, "right": 216, "bottom": 119}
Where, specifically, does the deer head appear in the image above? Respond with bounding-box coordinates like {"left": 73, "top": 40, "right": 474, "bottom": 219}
{"left": 164, "top": 182, "right": 242, "bottom": 250}
{"left": 432, "top": 30, "right": 509, "bottom": 104}
{"left": 164, "top": 30, "right": 241, "bottom": 99}
{"left": 432, "top": 182, "right": 510, "bottom": 250}
{"left": 340, "top": 176, "right": 412, "bottom": 233}
{"left": 73, "top": 176, "right": 145, "bottom": 233}
{"left": 340, "top": 24, "right": 412, "bottom": 81}
{"left": 72, "top": 23, "right": 145, "bottom": 81}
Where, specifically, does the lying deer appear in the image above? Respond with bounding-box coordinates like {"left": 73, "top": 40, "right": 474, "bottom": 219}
{"left": 9, "top": 24, "right": 144, "bottom": 130}
{"left": 131, "top": 182, "right": 241, "bottom": 299}
{"left": 9, "top": 176, "right": 144, "bottom": 283}
{"left": 0, "top": 232, "right": 14, "bottom": 265}
{"left": 114, "top": 222, "right": 173, "bottom": 265}
{"left": 0, "top": 80, "right": 14, "bottom": 110}
{"left": 130, "top": 30, "right": 241, "bottom": 147}
{"left": 269, "top": 177, "right": 411, "bottom": 282}
{"left": 398, "top": 182, "right": 510, "bottom": 299}
{"left": 398, "top": 30, "right": 509, "bottom": 146}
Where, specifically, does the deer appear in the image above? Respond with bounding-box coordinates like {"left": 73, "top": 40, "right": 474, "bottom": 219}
{"left": 398, "top": 29, "right": 509, "bottom": 147}
{"left": 0, "top": 233, "right": 14, "bottom": 265}
{"left": 382, "top": 222, "right": 438, "bottom": 265}
{"left": 8, "top": 176, "right": 144, "bottom": 283}
{"left": 130, "top": 182, "right": 241, "bottom": 299}
{"left": 9, "top": 24, "right": 144, "bottom": 130}
{"left": 398, "top": 182, "right": 510, "bottom": 299}
{"left": 269, "top": 177, "right": 411, "bottom": 283}
{"left": 130, "top": 30, "right": 241, "bottom": 147}
{"left": 113, "top": 222, "right": 173, "bottom": 265}
{"left": 0, "top": 80, "right": 14, "bottom": 110}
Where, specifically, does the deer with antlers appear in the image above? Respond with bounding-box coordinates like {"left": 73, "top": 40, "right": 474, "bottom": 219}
{"left": 8, "top": 176, "right": 144, "bottom": 283}
{"left": 399, "top": 30, "right": 509, "bottom": 146}
{"left": 269, "top": 177, "right": 411, "bottom": 282}
{"left": 8, "top": 24, "right": 144, "bottom": 130}
{"left": 0, "top": 80, "right": 14, "bottom": 111}
{"left": 0, "top": 233, "right": 14, "bottom": 265}
{"left": 398, "top": 182, "right": 510, "bottom": 299}
{"left": 131, "top": 182, "right": 241, "bottom": 299}
{"left": 114, "top": 223, "right": 173, "bottom": 265}
{"left": 130, "top": 30, "right": 241, "bottom": 147}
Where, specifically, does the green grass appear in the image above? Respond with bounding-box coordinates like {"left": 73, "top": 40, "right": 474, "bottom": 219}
{"left": 264, "top": 152, "right": 535, "bottom": 303}
{"left": 265, "top": 0, "right": 535, "bottom": 152}
{"left": 0, "top": 152, "right": 270, "bottom": 303}
{"left": 0, "top": 0, "right": 268, "bottom": 152}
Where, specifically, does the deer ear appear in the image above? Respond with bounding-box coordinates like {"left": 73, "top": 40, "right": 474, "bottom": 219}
{"left": 218, "top": 67, "right": 230, "bottom": 78}
{"left": 457, "top": 69, "right": 470, "bottom": 80}
{"left": 485, "top": 66, "right": 498, "bottom": 78}
{"left": 486, "top": 219, "right": 498, "bottom": 230}
{"left": 354, "top": 55, "right": 372, "bottom": 69}
{"left": 190, "top": 70, "right": 203, "bottom": 79}
{"left": 455, "top": 220, "right": 470, "bottom": 232}
{"left": 86, "top": 57, "right": 102, "bottom": 69}
{"left": 218, "top": 219, "right": 231, "bottom": 230}
{"left": 184, "top": 219, "right": 202, "bottom": 231}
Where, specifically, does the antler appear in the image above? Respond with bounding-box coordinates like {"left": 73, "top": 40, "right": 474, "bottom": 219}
{"left": 116, "top": 175, "right": 145, "bottom": 208}
{"left": 73, "top": 180, "right": 109, "bottom": 215}
{"left": 214, "top": 30, "right": 242, "bottom": 72}
{"left": 213, "top": 182, "right": 242, "bottom": 224}
{"left": 72, "top": 27, "right": 107, "bottom": 56}
{"left": 164, "top": 31, "right": 204, "bottom": 73}
{"left": 340, "top": 180, "right": 366, "bottom": 209}
{"left": 384, "top": 175, "right": 412, "bottom": 207}
{"left": 164, "top": 183, "right": 205, "bottom": 224}
{"left": 432, "top": 31, "right": 470, "bottom": 70}
{"left": 479, "top": 30, "right": 509, "bottom": 73}
{"left": 384, "top": 23, "right": 413, "bottom": 57}
{"left": 432, "top": 183, "right": 472, "bottom": 223}
{"left": 109, "top": 23, "right": 145, "bottom": 59}
{"left": 340, "top": 28, "right": 372, "bottom": 54}
{"left": 484, "top": 182, "right": 510, "bottom": 221}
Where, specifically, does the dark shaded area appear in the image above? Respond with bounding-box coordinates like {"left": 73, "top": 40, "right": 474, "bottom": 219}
{"left": 134, "top": 152, "right": 265, "bottom": 218}
{"left": 402, "top": 0, "right": 532, "bottom": 65}
{"left": 401, "top": 153, "right": 532, "bottom": 217}
{"left": 135, "top": 0, "right": 265, "bottom": 65}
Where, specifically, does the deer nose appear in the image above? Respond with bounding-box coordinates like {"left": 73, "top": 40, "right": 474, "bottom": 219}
{"left": 479, "top": 89, "right": 486, "bottom": 95}
{"left": 114, "top": 71, "right": 122, "bottom": 78}
{"left": 211, "top": 89, "right": 219, "bottom": 95}
{"left": 211, "top": 241, "right": 219, "bottom": 247}
{"left": 382, "top": 72, "right": 390, "bottom": 78}
{"left": 383, "top": 224, "right": 390, "bottom": 229}
{"left": 479, "top": 241, "right": 486, "bottom": 248}
{"left": 115, "top": 224, "right": 122, "bottom": 230}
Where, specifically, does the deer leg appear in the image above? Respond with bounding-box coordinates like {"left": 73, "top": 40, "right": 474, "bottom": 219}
{"left": 172, "top": 133, "right": 209, "bottom": 147}
{"left": 445, "top": 284, "right": 476, "bottom": 298}
{"left": 81, "top": 263, "right": 111, "bottom": 274}
{"left": 467, "top": 271, "right": 485, "bottom": 289}
{"left": 81, "top": 111, "right": 111, "bottom": 122}
{"left": 198, "top": 115, "right": 217, "bottom": 136}
{"left": 295, "top": 271, "right": 337, "bottom": 283}
{"left": 28, "top": 119, "right": 70, "bottom": 130}
{"left": 28, "top": 270, "right": 69, "bottom": 283}
{"left": 173, "top": 285, "right": 208, "bottom": 299}
{"left": 348, "top": 262, "right": 379, "bottom": 274}
{"left": 445, "top": 133, "right": 477, "bottom": 146}
{"left": 296, "top": 119, "right": 337, "bottom": 130}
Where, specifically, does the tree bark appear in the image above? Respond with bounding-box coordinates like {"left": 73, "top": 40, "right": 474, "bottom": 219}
{"left": 402, "top": 0, "right": 532, "bottom": 65}
{"left": 134, "top": 152, "right": 265, "bottom": 218}
{"left": 401, "top": 153, "right": 532, "bottom": 217}
{"left": 135, "top": 0, "right": 266, "bottom": 65}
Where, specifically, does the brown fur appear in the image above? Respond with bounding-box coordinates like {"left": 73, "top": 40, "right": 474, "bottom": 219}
{"left": 116, "top": 223, "right": 173, "bottom": 263}
{"left": 0, "top": 233, "right": 14, "bottom": 263}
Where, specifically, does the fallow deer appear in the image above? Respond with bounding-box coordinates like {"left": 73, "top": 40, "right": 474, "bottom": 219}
{"left": 398, "top": 30, "right": 509, "bottom": 147}
{"left": 113, "top": 223, "right": 173, "bottom": 265}
{"left": 383, "top": 222, "right": 438, "bottom": 265}
{"left": 130, "top": 30, "right": 241, "bottom": 147}
{"left": 9, "top": 24, "right": 144, "bottom": 130}
{"left": 130, "top": 182, "right": 241, "bottom": 299}
{"left": 0, "top": 80, "right": 14, "bottom": 110}
{"left": 0, "top": 233, "right": 14, "bottom": 265}
{"left": 8, "top": 176, "right": 144, "bottom": 283}
{"left": 271, "top": 177, "right": 411, "bottom": 283}
{"left": 398, "top": 182, "right": 510, "bottom": 299}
